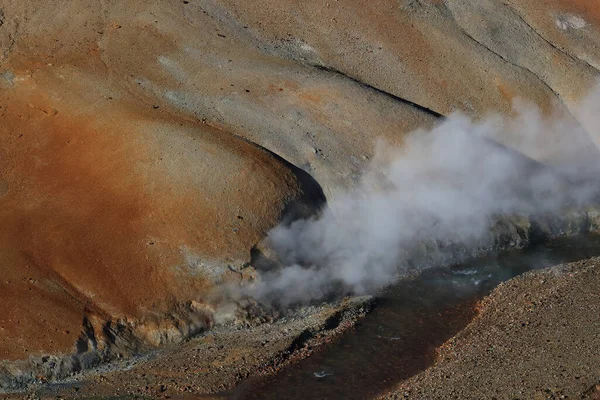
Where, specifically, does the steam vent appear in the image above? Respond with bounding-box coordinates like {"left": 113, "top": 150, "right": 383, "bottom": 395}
{"left": 1, "top": 1, "right": 600, "bottom": 399}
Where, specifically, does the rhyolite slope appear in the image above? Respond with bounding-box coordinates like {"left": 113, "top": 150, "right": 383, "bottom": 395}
{"left": 0, "top": 0, "right": 599, "bottom": 374}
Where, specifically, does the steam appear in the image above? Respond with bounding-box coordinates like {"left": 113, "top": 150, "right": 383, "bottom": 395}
{"left": 244, "top": 87, "right": 600, "bottom": 306}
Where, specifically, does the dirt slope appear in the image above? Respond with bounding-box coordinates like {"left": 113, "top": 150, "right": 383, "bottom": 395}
{"left": 0, "top": 62, "right": 316, "bottom": 360}
{"left": 0, "top": 0, "right": 599, "bottom": 378}
{"left": 0, "top": 0, "right": 437, "bottom": 364}
{"left": 217, "top": 0, "right": 600, "bottom": 166}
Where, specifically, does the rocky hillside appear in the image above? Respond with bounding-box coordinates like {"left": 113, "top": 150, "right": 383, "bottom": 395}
{"left": 0, "top": 0, "right": 599, "bottom": 376}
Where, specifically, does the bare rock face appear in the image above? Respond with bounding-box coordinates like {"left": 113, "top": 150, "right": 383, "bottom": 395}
{"left": 0, "top": 0, "right": 599, "bottom": 381}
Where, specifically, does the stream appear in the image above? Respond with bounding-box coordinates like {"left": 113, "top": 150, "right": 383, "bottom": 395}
{"left": 231, "top": 232, "right": 600, "bottom": 400}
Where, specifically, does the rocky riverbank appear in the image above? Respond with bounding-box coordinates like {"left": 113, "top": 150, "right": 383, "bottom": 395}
{"left": 3, "top": 207, "right": 600, "bottom": 398}
{"left": 381, "top": 257, "right": 600, "bottom": 400}
{"left": 18, "top": 296, "right": 373, "bottom": 399}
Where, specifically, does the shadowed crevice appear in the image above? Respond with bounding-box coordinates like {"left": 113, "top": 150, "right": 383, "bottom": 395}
{"left": 311, "top": 64, "right": 445, "bottom": 119}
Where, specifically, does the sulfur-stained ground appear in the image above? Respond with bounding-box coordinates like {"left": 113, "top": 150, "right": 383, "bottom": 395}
{"left": 0, "top": 0, "right": 600, "bottom": 396}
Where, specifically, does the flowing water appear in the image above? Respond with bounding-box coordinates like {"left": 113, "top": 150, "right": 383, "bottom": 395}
{"left": 232, "top": 232, "right": 600, "bottom": 400}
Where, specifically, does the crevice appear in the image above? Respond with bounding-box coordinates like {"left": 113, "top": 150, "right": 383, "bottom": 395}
{"left": 20, "top": 253, "right": 113, "bottom": 320}
{"left": 310, "top": 64, "right": 445, "bottom": 119}
{"left": 452, "top": 20, "right": 564, "bottom": 103}
{"left": 504, "top": 3, "right": 600, "bottom": 74}
{"left": 196, "top": 1, "right": 445, "bottom": 119}
{"left": 1, "top": 19, "right": 19, "bottom": 65}
{"left": 191, "top": 116, "right": 328, "bottom": 222}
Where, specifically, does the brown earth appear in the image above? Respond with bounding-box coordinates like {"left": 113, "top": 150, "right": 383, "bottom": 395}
{"left": 0, "top": 1, "right": 326, "bottom": 362}
{"left": 0, "top": 85, "right": 305, "bottom": 359}
{"left": 31, "top": 297, "right": 373, "bottom": 399}
{"left": 0, "top": 0, "right": 600, "bottom": 394}
{"left": 381, "top": 258, "right": 600, "bottom": 400}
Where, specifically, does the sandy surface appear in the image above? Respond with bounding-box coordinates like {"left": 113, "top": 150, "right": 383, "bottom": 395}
{"left": 382, "top": 258, "right": 600, "bottom": 400}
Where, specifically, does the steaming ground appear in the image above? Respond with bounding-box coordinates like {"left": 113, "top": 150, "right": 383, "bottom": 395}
{"left": 4, "top": 0, "right": 600, "bottom": 394}
{"left": 244, "top": 87, "right": 600, "bottom": 305}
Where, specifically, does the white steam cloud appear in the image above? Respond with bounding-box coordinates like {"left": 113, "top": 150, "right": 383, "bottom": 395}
{"left": 243, "top": 86, "right": 600, "bottom": 306}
